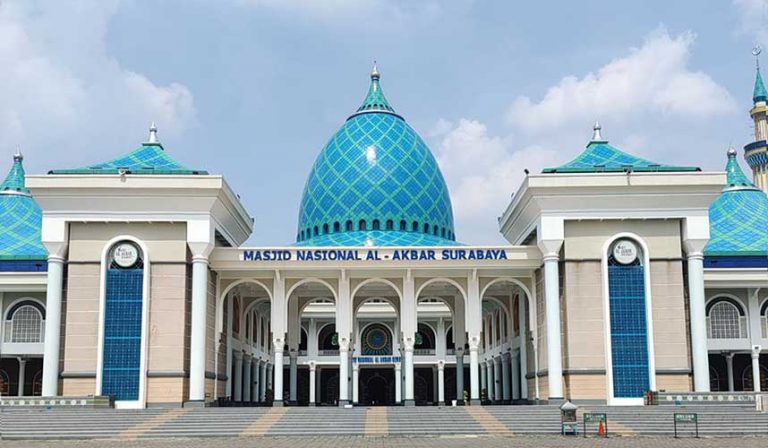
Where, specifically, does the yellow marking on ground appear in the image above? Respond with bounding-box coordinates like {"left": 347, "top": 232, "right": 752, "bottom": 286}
{"left": 240, "top": 407, "right": 289, "bottom": 436}
{"left": 465, "top": 406, "right": 513, "bottom": 434}
{"left": 118, "top": 408, "right": 191, "bottom": 440}
{"left": 365, "top": 407, "right": 389, "bottom": 436}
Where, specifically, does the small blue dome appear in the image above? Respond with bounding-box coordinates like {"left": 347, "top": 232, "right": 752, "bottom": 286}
{"left": 296, "top": 67, "right": 455, "bottom": 246}
{"left": 705, "top": 151, "right": 768, "bottom": 257}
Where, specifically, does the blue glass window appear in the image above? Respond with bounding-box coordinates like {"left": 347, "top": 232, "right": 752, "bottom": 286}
{"left": 608, "top": 261, "right": 649, "bottom": 398}
{"left": 102, "top": 244, "right": 144, "bottom": 401}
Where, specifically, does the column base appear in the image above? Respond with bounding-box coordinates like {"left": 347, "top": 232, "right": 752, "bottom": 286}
{"left": 182, "top": 400, "right": 208, "bottom": 408}
{"left": 547, "top": 397, "right": 565, "bottom": 405}
{"left": 438, "top": 401, "right": 445, "bottom": 406}
{"left": 272, "top": 400, "right": 284, "bottom": 407}
{"left": 403, "top": 399, "right": 415, "bottom": 406}
{"left": 308, "top": 402, "right": 316, "bottom": 407}
{"left": 469, "top": 399, "right": 481, "bottom": 405}
{"left": 338, "top": 400, "right": 349, "bottom": 407}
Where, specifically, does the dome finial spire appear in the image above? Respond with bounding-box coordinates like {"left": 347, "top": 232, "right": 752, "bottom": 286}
{"left": 147, "top": 122, "right": 158, "bottom": 144}
{"left": 590, "top": 121, "right": 606, "bottom": 142}
{"left": 13, "top": 145, "right": 23, "bottom": 162}
{"left": 752, "top": 46, "right": 767, "bottom": 103}
{"left": 371, "top": 60, "right": 380, "bottom": 80}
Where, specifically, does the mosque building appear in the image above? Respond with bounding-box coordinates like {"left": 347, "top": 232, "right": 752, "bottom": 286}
{"left": 0, "top": 62, "right": 765, "bottom": 409}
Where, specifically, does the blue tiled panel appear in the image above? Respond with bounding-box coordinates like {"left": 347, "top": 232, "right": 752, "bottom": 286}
{"left": 608, "top": 265, "right": 649, "bottom": 398}
{"left": 0, "top": 260, "right": 47, "bottom": 272}
{"left": 102, "top": 268, "right": 143, "bottom": 401}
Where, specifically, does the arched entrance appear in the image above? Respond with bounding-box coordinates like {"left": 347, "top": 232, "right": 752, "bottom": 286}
{"left": 352, "top": 279, "right": 401, "bottom": 405}
{"left": 360, "top": 369, "right": 395, "bottom": 405}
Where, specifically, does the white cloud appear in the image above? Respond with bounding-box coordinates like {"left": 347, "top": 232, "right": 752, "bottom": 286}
{"left": 432, "top": 119, "right": 558, "bottom": 244}
{"left": 507, "top": 29, "right": 735, "bottom": 134}
{"left": 734, "top": 0, "right": 768, "bottom": 44}
{"left": 433, "top": 29, "right": 736, "bottom": 244}
{"left": 0, "top": 1, "right": 195, "bottom": 168}
{"left": 238, "top": 0, "right": 461, "bottom": 22}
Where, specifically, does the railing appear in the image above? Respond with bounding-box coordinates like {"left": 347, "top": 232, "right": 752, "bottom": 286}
{"left": 706, "top": 316, "right": 748, "bottom": 339}
{"left": 414, "top": 348, "right": 435, "bottom": 355}
{"left": 299, "top": 350, "right": 307, "bottom": 356}
{"left": 318, "top": 349, "right": 339, "bottom": 356}
{"left": 446, "top": 348, "right": 455, "bottom": 355}
{"left": 3, "top": 321, "right": 45, "bottom": 343}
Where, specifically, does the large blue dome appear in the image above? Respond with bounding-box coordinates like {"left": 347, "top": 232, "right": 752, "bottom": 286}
{"left": 296, "top": 66, "right": 456, "bottom": 246}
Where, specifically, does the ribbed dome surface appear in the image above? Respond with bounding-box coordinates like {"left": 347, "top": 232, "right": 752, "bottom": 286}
{"left": 296, "top": 68, "right": 455, "bottom": 246}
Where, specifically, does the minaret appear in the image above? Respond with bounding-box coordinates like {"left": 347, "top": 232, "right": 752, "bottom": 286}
{"left": 746, "top": 46, "right": 768, "bottom": 192}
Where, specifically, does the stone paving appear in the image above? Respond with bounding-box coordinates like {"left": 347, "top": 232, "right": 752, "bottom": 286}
{"left": 2, "top": 435, "right": 768, "bottom": 448}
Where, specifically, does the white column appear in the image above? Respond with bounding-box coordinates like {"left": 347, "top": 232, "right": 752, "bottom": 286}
{"left": 42, "top": 255, "right": 65, "bottom": 397}
{"left": 543, "top": 254, "right": 564, "bottom": 399}
{"left": 309, "top": 362, "right": 316, "bottom": 406}
{"left": 243, "top": 354, "right": 252, "bottom": 402}
{"left": 308, "top": 319, "right": 318, "bottom": 359}
{"left": 289, "top": 353, "right": 298, "bottom": 403}
{"left": 518, "top": 294, "right": 529, "bottom": 400}
{"left": 437, "top": 361, "right": 445, "bottom": 405}
{"left": 352, "top": 363, "right": 359, "bottom": 404}
{"left": 273, "top": 340, "right": 284, "bottom": 405}
{"left": 752, "top": 347, "right": 762, "bottom": 392}
{"left": 267, "top": 363, "right": 273, "bottom": 398}
{"left": 687, "top": 251, "right": 710, "bottom": 392}
{"left": 494, "top": 357, "right": 503, "bottom": 403}
{"left": 233, "top": 352, "right": 243, "bottom": 401}
{"left": 339, "top": 338, "right": 350, "bottom": 405}
{"left": 501, "top": 353, "right": 511, "bottom": 403}
{"left": 455, "top": 349, "right": 465, "bottom": 403}
{"left": 395, "top": 363, "right": 402, "bottom": 404}
{"left": 251, "top": 359, "right": 259, "bottom": 403}
{"left": 725, "top": 353, "right": 735, "bottom": 392}
{"left": 404, "top": 338, "right": 415, "bottom": 405}
{"left": 511, "top": 350, "right": 521, "bottom": 400}
{"left": 469, "top": 338, "right": 480, "bottom": 403}
{"left": 17, "top": 357, "right": 26, "bottom": 397}
{"left": 189, "top": 254, "right": 211, "bottom": 402}
{"left": 225, "top": 295, "right": 234, "bottom": 398}
{"left": 480, "top": 361, "right": 487, "bottom": 397}
{"left": 259, "top": 361, "right": 267, "bottom": 401}
{"left": 486, "top": 360, "right": 495, "bottom": 402}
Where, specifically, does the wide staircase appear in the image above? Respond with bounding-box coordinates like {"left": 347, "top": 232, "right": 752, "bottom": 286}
{"left": 0, "top": 404, "right": 766, "bottom": 440}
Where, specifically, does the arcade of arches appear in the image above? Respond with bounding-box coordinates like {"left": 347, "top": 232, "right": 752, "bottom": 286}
{"left": 212, "top": 268, "right": 541, "bottom": 406}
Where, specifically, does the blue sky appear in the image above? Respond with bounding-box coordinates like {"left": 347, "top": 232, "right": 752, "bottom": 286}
{"left": 1, "top": 0, "right": 766, "bottom": 244}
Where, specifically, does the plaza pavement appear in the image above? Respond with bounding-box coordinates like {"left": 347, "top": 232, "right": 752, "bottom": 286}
{"left": 2, "top": 435, "right": 768, "bottom": 448}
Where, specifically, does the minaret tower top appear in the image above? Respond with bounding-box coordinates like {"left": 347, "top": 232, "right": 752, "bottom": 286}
{"left": 745, "top": 46, "right": 768, "bottom": 192}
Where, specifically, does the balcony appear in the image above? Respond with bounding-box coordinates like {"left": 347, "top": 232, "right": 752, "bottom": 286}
{"left": 318, "top": 349, "right": 339, "bottom": 356}
{"left": 4, "top": 320, "right": 45, "bottom": 343}
{"left": 706, "top": 316, "right": 748, "bottom": 339}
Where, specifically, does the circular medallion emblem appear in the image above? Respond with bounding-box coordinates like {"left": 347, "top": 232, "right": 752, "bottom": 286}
{"left": 113, "top": 243, "right": 139, "bottom": 268}
{"left": 612, "top": 239, "right": 638, "bottom": 265}
{"left": 366, "top": 328, "right": 388, "bottom": 351}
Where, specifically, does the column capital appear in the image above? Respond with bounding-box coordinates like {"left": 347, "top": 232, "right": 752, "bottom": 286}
{"left": 468, "top": 335, "right": 481, "bottom": 351}
{"left": 402, "top": 335, "right": 415, "bottom": 352}
{"left": 752, "top": 345, "right": 763, "bottom": 358}
{"left": 437, "top": 360, "right": 445, "bottom": 370}
{"left": 233, "top": 351, "right": 243, "bottom": 360}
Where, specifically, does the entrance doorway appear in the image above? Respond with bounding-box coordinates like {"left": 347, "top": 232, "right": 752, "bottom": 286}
{"left": 360, "top": 368, "right": 395, "bottom": 405}
{"left": 320, "top": 368, "right": 339, "bottom": 406}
